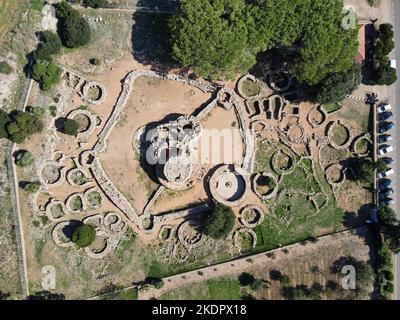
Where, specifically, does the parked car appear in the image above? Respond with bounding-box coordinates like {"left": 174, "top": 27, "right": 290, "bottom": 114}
{"left": 378, "top": 134, "right": 393, "bottom": 143}
{"left": 390, "top": 59, "right": 397, "bottom": 69}
{"left": 378, "top": 104, "right": 392, "bottom": 113}
{"left": 380, "top": 188, "right": 394, "bottom": 198}
{"left": 380, "top": 198, "right": 394, "bottom": 207}
{"left": 381, "top": 157, "right": 394, "bottom": 165}
{"left": 379, "top": 179, "right": 393, "bottom": 190}
{"left": 378, "top": 144, "right": 394, "bottom": 155}
{"left": 378, "top": 111, "right": 393, "bottom": 122}
{"left": 378, "top": 168, "right": 395, "bottom": 179}
{"left": 379, "top": 122, "right": 395, "bottom": 133}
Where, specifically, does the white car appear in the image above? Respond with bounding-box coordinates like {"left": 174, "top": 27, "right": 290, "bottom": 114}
{"left": 390, "top": 59, "right": 397, "bottom": 69}
{"left": 378, "top": 168, "right": 395, "bottom": 179}
{"left": 378, "top": 104, "right": 392, "bottom": 113}
{"left": 379, "top": 145, "right": 394, "bottom": 155}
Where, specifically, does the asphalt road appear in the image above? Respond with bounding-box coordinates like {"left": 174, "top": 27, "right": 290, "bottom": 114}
{"left": 388, "top": 0, "right": 400, "bottom": 301}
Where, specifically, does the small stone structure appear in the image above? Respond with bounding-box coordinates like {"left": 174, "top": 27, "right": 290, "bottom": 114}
{"left": 240, "top": 205, "right": 265, "bottom": 228}
{"left": 252, "top": 172, "right": 278, "bottom": 201}
{"left": 177, "top": 220, "right": 204, "bottom": 248}
{"left": 233, "top": 228, "right": 257, "bottom": 251}
{"left": 81, "top": 81, "right": 107, "bottom": 105}
{"left": 67, "top": 109, "right": 99, "bottom": 141}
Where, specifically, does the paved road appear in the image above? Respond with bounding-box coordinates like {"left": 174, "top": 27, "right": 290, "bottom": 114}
{"left": 388, "top": 0, "right": 400, "bottom": 301}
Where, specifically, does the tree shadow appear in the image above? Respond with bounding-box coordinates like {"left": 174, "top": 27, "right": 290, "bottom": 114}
{"left": 131, "top": 0, "right": 178, "bottom": 71}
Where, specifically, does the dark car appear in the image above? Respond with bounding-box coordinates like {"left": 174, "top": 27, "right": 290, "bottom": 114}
{"left": 379, "top": 122, "right": 395, "bottom": 133}
{"left": 379, "top": 179, "right": 393, "bottom": 190}
{"left": 378, "top": 111, "right": 393, "bottom": 122}
{"left": 381, "top": 157, "right": 394, "bottom": 165}
{"left": 380, "top": 198, "right": 394, "bottom": 207}
{"left": 378, "top": 134, "right": 393, "bottom": 143}
{"left": 380, "top": 188, "right": 394, "bottom": 198}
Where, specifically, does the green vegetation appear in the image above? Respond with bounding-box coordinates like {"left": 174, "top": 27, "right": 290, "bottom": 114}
{"left": 313, "top": 64, "right": 361, "bottom": 104}
{"left": 31, "top": 59, "right": 62, "bottom": 90}
{"left": 57, "top": 117, "right": 79, "bottom": 136}
{"left": 376, "top": 243, "right": 394, "bottom": 299}
{"left": 100, "top": 288, "right": 138, "bottom": 300}
{"left": 0, "top": 61, "right": 13, "bottom": 74}
{"left": 71, "top": 224, "right": 96, "bottom": 248}
{"left": 241, "top": 79, "right": 261, "bottom": 97}
{"left": 204, "top": 203, "right": 235, "bottom": 239}
{"left": 32, "top": 31, "right": 62, "bottom": 62}
{"left": 30, "top": 0, "right": 44, "bottom": 12}
{"left": 170, "top": 0, "right": 358, "bottom": 85}
{"left": 0, "top": 110, "right": 11, "bottom": 139}
{"left": 55, "top": 1, "right": 91, "bottom": 48}
{"left": 350, "top": 158, "right": 387, "bottom": 184}
{"left": 22, "top": 181, "right": 41, "bottom": 193}
{"left": 254, "top": 144, "right": 344, "bottom": 252}
{"left": 15, "top": 150, "right": 35, "bottom": 167}
{"left": 372, "top": 24, "right": 397, "bottom": 86}
{"left": 6, "top": 111, "right": 44, "bottom": 143}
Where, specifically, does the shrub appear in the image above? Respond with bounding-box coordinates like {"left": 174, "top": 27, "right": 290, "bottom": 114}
{"left": 379, "top": 207, "right": 398, "bottom": 226}
{"left": 0, "top": 61, "right": 13, "bottom": 74}
{"left": 238, "top": 272, "right": 255, "bottom": 286}
{"left": 22, "top": 181, "right": 41, "bottom": 193}
{"left": 280, "top": 275, "right": 291, "bottom": 286}
{"left": 6, "top": 112, "right": 44, "bottom": 143}
{"left": 250, "top": 278, "right": 263, "bottom": 292}
{"left": 49, "top": 106, "right": 57, "bottom": 117}
{"left": 15, "top": 150, "right": 35, "bottom": 167}
{"left": 32, "top": 31, "right": 62, "bottom": 61}
{"left": 27, "top": 106, "right": 46, "bottom": 118}
{"left": 72, "top": 224, "right": 96, "bottom": 248}
{"left": 0, "top": 109, "right": 11, "bottom": 139}
{"left": 203, "top": 203, "right": 235, "bottom": 239}
{"left": 31, "top": 60, "right": 62, "bottom": 90}
{"left": 55, "top": 1, "right": 91, "bottom": 48}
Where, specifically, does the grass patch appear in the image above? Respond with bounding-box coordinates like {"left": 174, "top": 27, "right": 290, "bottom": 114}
{"left": 241, "top": 79, "right": 261, "bottom": 97}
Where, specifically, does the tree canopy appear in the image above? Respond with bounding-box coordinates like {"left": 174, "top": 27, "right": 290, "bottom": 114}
{"left": 15, "top": 150, "right": 35, "bottom": 167}
{"left": 313, "top": 63, "right": 361, "bottom": 104}
{"left": 204, "top": 203, "right": 235, "bottom": 239}
{"left": 6, "top": 112, "right": 44, "bottom": 144}
{"left": 72, "top": 224, "right": 96, "bottom": 248}
{"left": 169, "top": 0, "right": 359, "bottom": 84}
{"left": 33, "top": 31, "right": 62, "bottom": 62}
{"left": 55, "top": 1, "right": 91, "bottom": 48}
{"left": 31, "top": 60, "right": 62, "bottom": 90}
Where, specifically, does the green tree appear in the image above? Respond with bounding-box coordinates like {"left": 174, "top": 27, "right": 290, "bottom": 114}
{"left": 31, "top": 60, "right": 62, "bottom": 90}
{"left": 58, "top": 118, "right": 79, "bottom": 136}
{"left": 0, "top": 61, "right": 13, "bottom": 74}
{"left": 314, "top": 64, "right": 361, "bottom": 104}
{"left": 250, "top": 278, "right": 263, "bottom": 292}
{"left": 204, "top": 203, "right": 235, "bottom": 239}
{"left": 55, "top": 1, "right": 91, "bottom": 48}
{"left": 0, "top": 110, "right": 11, "bottom": 139}
{"left": 293, "top": 0, "right": 358, "bottom": 85}
{"left": 376, "top": 159, "right": 388, "bottom": 174}
{"left": 170, "top": 0, "right": 253, "bottom": 79}
{"left": 375, "top": 61, "right": 398, "bottom": 86}
{"left": 376, "top": 24, "right": 395, "bottom": 59}
{"left": 351, "top": 158, "right": 375, "bottom": 184}
{"left": 15, "top": 150, "right": 35, "bottom": 167}
{"left": 33, "top": 31, "right": 62, "bottom": 61}
{"left": 6, "top": 112, "right": 44, "bottom": 143}
{"left": 72, "top": 224, "right": 96, "bottom": 248}
{"left": 22, "top": 181, "right": 41, "bottom": 193}
{"left": 380, "top": 207, "right": 398, "bottom": 226}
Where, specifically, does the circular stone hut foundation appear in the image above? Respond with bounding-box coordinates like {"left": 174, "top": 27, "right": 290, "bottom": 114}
{"left": 240, "top": 205, "right": 265, "bottom": 228}
{"left": 209, "top": 165, "right": 249, "bottom": 207}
